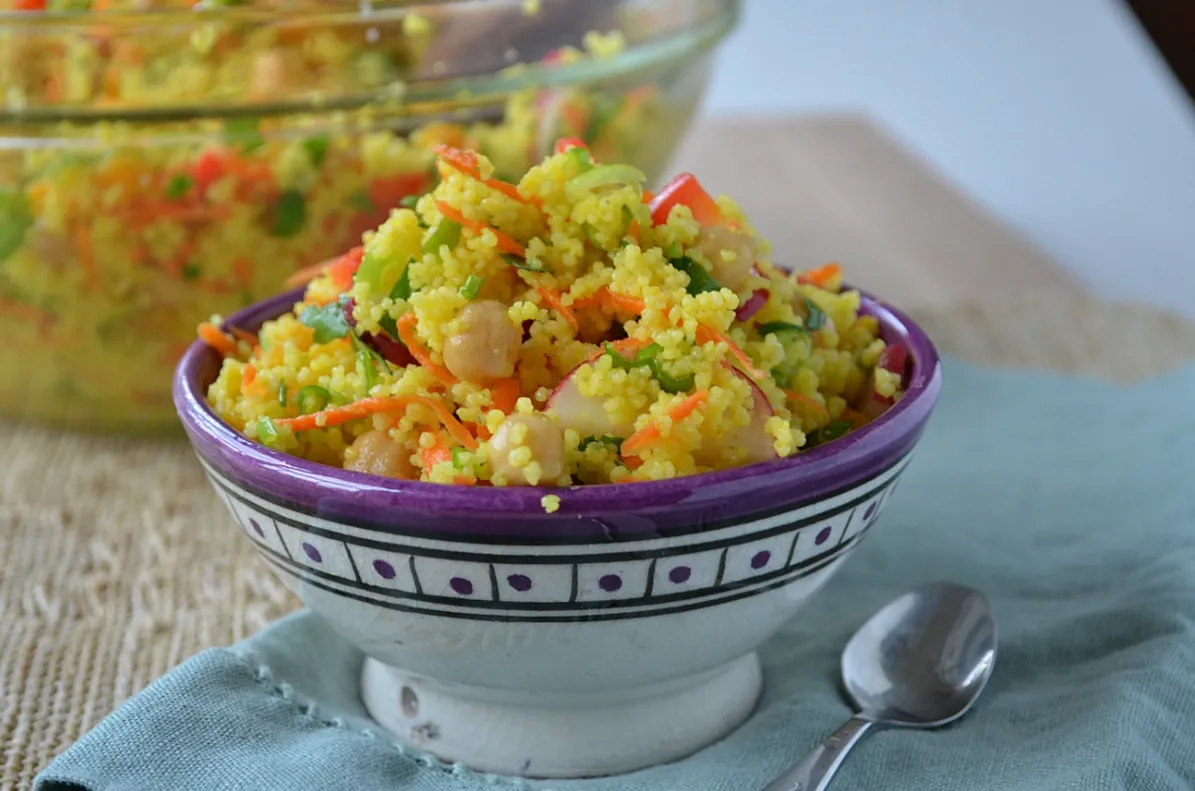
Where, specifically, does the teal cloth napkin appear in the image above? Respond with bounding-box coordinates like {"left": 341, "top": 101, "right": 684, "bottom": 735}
{"left": 35, "top": 358, "right": 1195, "bottom": 791}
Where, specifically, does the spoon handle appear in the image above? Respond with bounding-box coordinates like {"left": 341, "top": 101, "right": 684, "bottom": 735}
{"left": 761, "top": 716, "right": 875, "bottom": 791}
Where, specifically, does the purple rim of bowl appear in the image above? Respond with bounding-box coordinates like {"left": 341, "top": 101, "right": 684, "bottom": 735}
{"left": 174, "top": 285, "right": 941, "bottom": 544}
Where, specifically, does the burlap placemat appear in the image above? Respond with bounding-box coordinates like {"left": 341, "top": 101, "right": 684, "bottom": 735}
{"left": 3, "top": 295, "right": 1194, "bottom": 790}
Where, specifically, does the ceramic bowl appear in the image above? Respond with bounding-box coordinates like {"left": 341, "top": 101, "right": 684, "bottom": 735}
{"left": 173, "top": 285, "right": 941, "bottom": 779}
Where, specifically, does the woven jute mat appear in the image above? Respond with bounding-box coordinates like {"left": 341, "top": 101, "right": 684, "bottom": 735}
{"left": 4, "top": 116, "right": 1195, "bottom": 789}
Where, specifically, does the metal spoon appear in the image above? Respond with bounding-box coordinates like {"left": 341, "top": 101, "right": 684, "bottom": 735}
{"left": 762, "top": 582, "right": 997, "bottom": 791}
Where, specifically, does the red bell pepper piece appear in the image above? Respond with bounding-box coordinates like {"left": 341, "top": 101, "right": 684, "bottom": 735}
{"left": 648, "top": 172, "right": 723, "bottom": 226}
{"left": 554, "top": 137, "right": 589, "bottom": 155}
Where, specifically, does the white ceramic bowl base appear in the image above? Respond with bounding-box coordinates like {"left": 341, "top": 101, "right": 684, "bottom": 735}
{"left": 200, "top": 455, "right": 907, "bottom": 778}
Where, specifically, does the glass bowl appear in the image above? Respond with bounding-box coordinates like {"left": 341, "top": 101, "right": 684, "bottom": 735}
{"left": 0, "top": 0, "right": 738, "bottom": 433}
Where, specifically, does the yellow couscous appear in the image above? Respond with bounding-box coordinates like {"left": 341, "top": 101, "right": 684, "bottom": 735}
{"left": 202, "top": 141, "right": 908, "bottom": 488}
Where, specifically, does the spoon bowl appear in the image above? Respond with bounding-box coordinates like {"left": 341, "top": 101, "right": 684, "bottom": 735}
{"left": 763, "top": 582, "right": 997, "bottom": 791}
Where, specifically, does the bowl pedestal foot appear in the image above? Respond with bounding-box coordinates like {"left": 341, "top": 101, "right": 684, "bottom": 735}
{"left": 360, "top": 652, "right": 762, "bottom": 779}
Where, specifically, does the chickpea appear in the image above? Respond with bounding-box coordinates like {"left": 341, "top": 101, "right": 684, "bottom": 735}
{"left": 442, "top": 300, "right": 522, "bottom": 384}
{"left": 344, "top": 430, "right": 416, "bottom": 479}
{"left": 697, "top": 225, "right": 757, "bottom": 292}
{"left": 488, "top": 413, "right": 566, "bottom": 486}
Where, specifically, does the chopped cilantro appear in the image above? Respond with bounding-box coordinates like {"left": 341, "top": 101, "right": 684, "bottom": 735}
{"left": 389, "top": 262, "right": 413, "bottom": 300}
{"left": 378, "top": 314, "right": 399, "bottom": 338}
{"left": 271, "top": 190, "right": 307, "bottom": 237}
{"left": 302, "top": 135, "right": 330, "bottom": 168}
{"left": 298, "top": 296, "right": 351, "bottom": 344}
{"left": 669, "top": 256, "right": 722, "bottom": 296}
{"left": 165, "top": 174, "right": 194, "bottom": 199}
{"left": 604, "top": 342, "right": 694, "bottom": 394}
{"left": 580, "top": 435, "right": 624, "bottom": 453}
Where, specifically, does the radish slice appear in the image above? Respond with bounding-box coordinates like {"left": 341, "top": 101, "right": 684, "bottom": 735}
{"left": 696, "top": 366, "right": 778, "bottom": 466}
{"left": 546, "top": 364, "right": 636, "bottom": 439}
{"left": 734, "top": 288, "right": 769, "bottom": 323}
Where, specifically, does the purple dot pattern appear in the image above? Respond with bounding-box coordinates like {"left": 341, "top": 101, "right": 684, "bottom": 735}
{"left": 301, "top": 542, "right": 322, "bottom": 563}
{"left": 599, "top": 574, "right": 623, "bottom": 592}
{"left": 864, "top": 502, "right": 878, "bottom": 521}
{"left": 750, "top": 550, "right": 771, "bottom": 569}
{"left": 249, "top": 518, "right": 264, "bottom": 538}
{"left": 373, "top": 559, "right": 396, "bottom": 580}
{"left": 815, "top": 526, "right": 832, "bottom": 545}
{"left": 507, "top": 574, "right": 532, "bottom": 592}
{"left": 668, "top": 566, "right": 692, "bottom": 584}
{"left": 449, "top": 577, "right": 474, "bottom": 596}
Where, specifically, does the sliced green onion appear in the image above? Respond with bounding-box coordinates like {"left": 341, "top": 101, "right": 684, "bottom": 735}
{"left": 255, "top": 416, "right": 283, "bottom": 448}
{"left": 358, "top": 348, "right": 378, "bottom": 392}
{"left": 299, "top": 297, "right": 351, "bottom": 344}
{"left": 805, "top": 420, "right": 852, "bottom": 448}
{"left": 297, "top": 385, "right": 331, "bottom": 414}
{"left": 451, "top": 446, "right": 468, "bottom": 469}
{"left": 564, "top": 163, "right": 646, "bottom": 203}
{"left": 804, "top": 299, "right": 828, "bottom": 331}
{"left": 567, "top": 145, "right": 594, "bottom": 172}
{"left": 579, "top": 435, "right": 624, "bottom": 453}
{"left": 223, "top": 117, "right": 265, "bottom": 154}
{"left": 302, "top": 135, "right": 330, "bottom": 168}
{"left": 605, "top": 341, "right": 660, "bottom": 370}
{"left": 399, "top": 195, "right": 420, "bottom": 209}
{"left": 389, "top": 263, "right": 413, "bottom": 300}
{"left": 669, "top": 256, "right": 722, "bottom": 296}
{"left": 277, "top": 381, "right": 288, "bottom": 408}
{"left": 604, "top": 343, "right": 693, "bottom": 393}
{"left": 502, "top": 253, "right": 547, "bottom": 273}
{"left": 165, "top": 174, "right": 194, "bottom": 199}
{"left": 460, "top": 274, "right": 485, "bottom": 300}
{"left": 349, "top": 190, "right": 375, "bottom": 213}
{"left": 422, "top": 219, "right": 461, "bottom": 256}
{"left": 756, "top": 321, "right": 807, "bottom": 336}
{"left": 651, "top": 363, "right": 695, "bottom": 395}
{"left": 271, "top": 190, "right": 307, "bottom": 237}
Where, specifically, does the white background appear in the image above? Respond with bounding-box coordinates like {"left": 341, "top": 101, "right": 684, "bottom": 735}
{"left": 701, "top": 0, "right": 1195, "bottom": 317}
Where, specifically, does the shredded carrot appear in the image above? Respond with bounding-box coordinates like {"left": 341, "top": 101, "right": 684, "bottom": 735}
{"left": 421, "top": 441, "right": 454, "bottom": 472}
{"left": 489, "top": 377, "right": 521, "bottom": 415}
{"left": 537, "top": 287, "right": 579, "bottom": 332}
{"left": 434, "top": 201, "right": 526, "bottom": 257}
{"left": 572, "top": 287, "right": 645, "bottom": 315}
{"left": 285, "top": 255, "right": 337, "bottom": 288}
{"left": 241, "top": 364, "right": 257, "bottom": 389}
{"left": 227, "top": 325, "right": 260, "bottom": 349}
{"left": 798, "top": 262, "right": 842, "bottom": 288}
{"left": 396, "top": 313, "right": 458, "bottom": 386}
{"left": 584, "top": 337, "right": 650, "bottom": 364}
{"left": 73, "top": 227, "right": 96, "bottom": 289}
{"left": 784, "top": 390, "right": 830, "bottom": 421}
{"left": 452, "top": 474, "right": 477, "bottom": 485}
{"left": 325, "top": 247, "right": 364, "bottom": 291}
{"left": 276, "top": 395, "right": 477, "bottom": 449}
{"left": 619, "top": 455, "right": 644, "bottom": 470}
{"left": 696, "top": 323, "right": 766, "bottom": 380}
{"left": 198, "top": 322, "right": 239, "bottom": 357}
{"left": 621, "top": 390, "right": 710, "bottom": 457}
{"left": 433, "top": 145, "right": 541, "bottom": 207}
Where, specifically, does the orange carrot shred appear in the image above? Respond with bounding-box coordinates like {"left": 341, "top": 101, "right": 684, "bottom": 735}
{"left": 198, "top": 322, "right": 239, "bottom": 357}
{"left": 276, "top": 395, "right": 477, "bottom": 450}
{"left": 241, "top": 364, "right": 257, "bottom": 389}
{"left": 621, "top": 390, "right": 710, "bottom": 457}
{"left": 434, "top": 200, "right": 526, "bottom": 257}
{"left": 537, "top": 287, "right": 579, "bottom": 332}
{"left": 285, "top": 256, "right": 336, "bottom": 288}
{"left": 696, "top": 323, "right": 766, "bottom": 380}
{"left": 227, "top": 325, "right": 259, "bottom": 348}
{"left": 798, "top": 262, "right": 842, "bottom": 288}
{"left": 421, "top": 442, "right": 454, "bottom": 472}
{"left": 396, "top": 313, "right": 458, "bottom": 386}
{"left": 784, "top": 389, "right": 830, "bottom": 421}
{"left": 607, "top": 291, "right": 646, "bottom": 314}
{"left": 489, "top": 377, "right": 521, "bottom": 415}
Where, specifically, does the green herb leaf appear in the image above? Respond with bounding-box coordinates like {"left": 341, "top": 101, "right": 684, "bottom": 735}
{"left": 298, "top": 297, "right": 351, "bottom": 344}
{"left": 399, "top": 195, "right": 420, "bottom": 209}
{"left": 502, "top": 253, "right": 547, "bottom": 273}
{"left": 349, "top": 190, "right": 376, "bottom": 213}
{"left": 604, "top": 343, "right": 693, "bottom": 393}
{"left": 181, "top": 263, "right": 202, "bottom": 280}
{"left": 804, "top": 298, "right": 828, "bottom": 331}
{"left": 165, "top": 174, "right": 194, "bottom": 199}
{"left": 378, "top": 314, "right": 399, "bottom": 338}
{"left": 460, "top": 274, "right": 484, "bottom": 300}
{"left": 422, "top": 219, "right": 461, "bottom": 256}
{"left": 0, "top": 189, "right": 33, "bottom": 264}
{"left": 756, "top": 321, "right": 807, "bottom": 336}
{"left": 302, "top": 135, "right": 330, "bottom": 168}
{"left": 669, "top": 256, "right": 722, "bottom": 296}
{"left": 271, "top": 190, "right": 307, "bottom": 237}
{"left": 389, "top": 262, "right": 413, "bottom": 300}
{"left": 277, "top": 381, "right": 288, "bottom": 408}
{"left": 451, "top": 446, "right": 468, "bottom": 469}
{"left": 223, "top": 117, "right": 265, "bottom": 154}
{"left": 297, "top": 385, "right": 331, "bottom": 414}
{"left": 580, "top": 434, "right": 624, "bottom": 453}
{"left": 350, "top": 332, "right": 392, "bottom": 376}
{"left": 805, "top": 420, "right": 852, "bottom": 448}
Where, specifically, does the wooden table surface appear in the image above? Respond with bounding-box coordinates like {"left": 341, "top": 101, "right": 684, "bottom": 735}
{"left": 669, "top": 115, "right": 1083, "bottom": 309}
